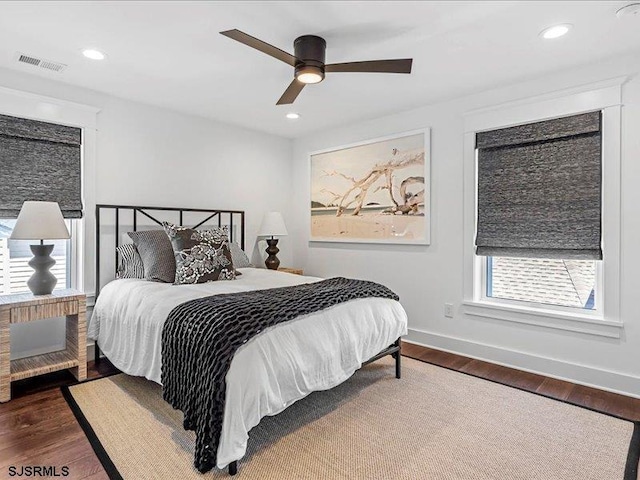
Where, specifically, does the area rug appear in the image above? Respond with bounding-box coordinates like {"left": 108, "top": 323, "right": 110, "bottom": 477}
{"left": 62, "top": 357, "right": 640, "bottom": 479}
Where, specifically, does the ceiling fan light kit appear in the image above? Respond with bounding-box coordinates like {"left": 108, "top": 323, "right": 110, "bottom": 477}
{"left": 296, "top": 65, "right": 324, "bottom": 84}
{"left": 220, "top": 29, "right": 413, "bottom": 105}
{"left": 294, "top": 35, "right": 326, "bottom": 84}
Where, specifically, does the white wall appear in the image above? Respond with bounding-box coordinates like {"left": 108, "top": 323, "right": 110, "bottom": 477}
{"left": 94, "top": 96, "right": 293, "bottom": 269}
{"left": 0, "top": 67, "right": 293, "bottom": 358}
{"left": 291, "top": 53, "right": 640, "bottom": 397}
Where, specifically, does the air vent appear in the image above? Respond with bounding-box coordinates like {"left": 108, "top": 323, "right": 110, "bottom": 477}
{"left": 39, "top": 60, "right": 66, "bottom": 72}
{"left": 18, "top": 54, "right": 40, "bottom": 66}
{"left": 16, "top": 53, "right": 67, "bottom": 73}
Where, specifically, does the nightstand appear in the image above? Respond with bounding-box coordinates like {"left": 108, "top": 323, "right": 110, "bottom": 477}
{"left": 0, "top": 289, "right": 87, "bottom": 402}
{"left": 278, "top": 267, "right": 304, "bottom": 275}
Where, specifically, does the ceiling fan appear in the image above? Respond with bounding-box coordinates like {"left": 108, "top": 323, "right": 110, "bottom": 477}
{"left": 220, "top": 29, "right": 413, "bottom": 105}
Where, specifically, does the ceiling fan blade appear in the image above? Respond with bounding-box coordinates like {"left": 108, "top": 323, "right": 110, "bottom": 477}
{"left": 276, "top": 80, "right": 305, "bottom": 105}
{"left": 220, "top": 29, "right": 297, "bottom": 67}
{"left": 325, "top": 59, "right": 413, "bottom": 74}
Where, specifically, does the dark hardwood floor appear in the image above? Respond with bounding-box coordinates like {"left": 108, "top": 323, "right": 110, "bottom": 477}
{"left": 402, "top": 342, "right": 640, "bottom": 421}
{"left": 0, "top": 360, "right": 118, "bottom": 480}
{"left": 1, "top": 343, "right": 638, "bottom": 480}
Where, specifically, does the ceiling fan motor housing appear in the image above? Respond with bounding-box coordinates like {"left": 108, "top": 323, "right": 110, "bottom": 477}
{"left": 294, "top": 35, "right": 326, "bottom": 82}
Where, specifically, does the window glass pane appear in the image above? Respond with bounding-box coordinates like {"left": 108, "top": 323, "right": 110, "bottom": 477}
{"left": 487, "top": 257, "right": 596, "bottom": 310}
{"left": 0, "top": 219, "right": 70, "bottom": 294}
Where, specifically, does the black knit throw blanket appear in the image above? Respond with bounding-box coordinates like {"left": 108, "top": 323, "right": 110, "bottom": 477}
{"left": 161, "top": 277, "right": 399, "bottom": 473}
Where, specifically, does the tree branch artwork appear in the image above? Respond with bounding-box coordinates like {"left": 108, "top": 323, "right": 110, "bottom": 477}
{"left": 323, "top": 150, "right": 425, "bottom": 217}
{"left": 318, "top": 188, "right": 342, "bottom": 205}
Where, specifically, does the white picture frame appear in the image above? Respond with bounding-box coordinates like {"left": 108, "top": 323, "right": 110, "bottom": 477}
{"left": 310, "top": 128, "right": 431, "bottom": 245}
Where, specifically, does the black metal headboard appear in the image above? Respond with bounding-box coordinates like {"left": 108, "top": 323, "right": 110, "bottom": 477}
{"left": 95, "top": 204, "right": 245, "bottom": 297}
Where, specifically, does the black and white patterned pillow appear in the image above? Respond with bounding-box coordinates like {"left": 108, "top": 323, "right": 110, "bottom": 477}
{"left": 127, "top": 230, "right": 177, "bottom": 283}
{"left": 228, "top": 242, "right": 253, "bottom": 268}
{"left": 116, "top": 244, "right": 145, "bottom": 279}
{"left": 163, "top": 223, "right": 236, "bottom": 285}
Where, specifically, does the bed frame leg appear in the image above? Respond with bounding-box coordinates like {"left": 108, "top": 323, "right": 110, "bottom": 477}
{"left": 94, "top": 342, "right": 101, "bottom": 364}
{"left": 228, "top": 461, "right": 238, "bottom": 476}
{"left": 393, "top": 338, "right": 401, "bottom": 379}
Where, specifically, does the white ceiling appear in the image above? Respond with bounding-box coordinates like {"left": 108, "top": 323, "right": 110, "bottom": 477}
{"left": 0, "top": 1, "right": 638, "bottom": 138}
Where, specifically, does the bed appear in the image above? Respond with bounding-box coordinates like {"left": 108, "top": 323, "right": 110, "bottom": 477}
{"left": 88, "top": 205, "right": 408, "bottom": 475}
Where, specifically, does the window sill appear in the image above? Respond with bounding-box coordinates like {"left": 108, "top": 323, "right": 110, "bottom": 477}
{"left": 462, "top": 301, "right": 623, "bottom": 338}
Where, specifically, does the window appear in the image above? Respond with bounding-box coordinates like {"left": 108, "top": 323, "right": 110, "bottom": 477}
{"left": 0, "top": 87, "right": 97, "bottom": 305}
{"left": 0, "top": 219, "right": 72, "bottom": 294}
{"left": 485, "top": 257, "right": 597, "bottom": 310}
{"left": 474, "top": 111, "right": 602, "bottom": 314}
{"left": 0, "top": 113, "right": 83, "bottom": 295}
{"left": 463, "top": 81, "right": 622, "bottom": 336}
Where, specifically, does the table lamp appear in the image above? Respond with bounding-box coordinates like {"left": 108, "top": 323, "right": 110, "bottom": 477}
{"left": 257, "top": 212, "right": 288, "bottom": 270}
{"left": 9, "top": 201, "right": 70, "bottom": 295}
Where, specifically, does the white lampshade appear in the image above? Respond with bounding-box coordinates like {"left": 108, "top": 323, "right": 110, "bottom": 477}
{"left": 10, "top": 201, "right": 70, "bottom": 240}
{"left": 257, "top": 211, "right": 288, "bottom": 237}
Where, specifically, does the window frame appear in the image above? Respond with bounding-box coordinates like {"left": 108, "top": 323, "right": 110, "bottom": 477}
{"left": 68, "top": 218, "right": 85, "bottom": 292}
{"left": 462, "top": 78, "right": 624, "bottom": 338}
{"left": 0, "top": 84, "right": 98, "bottom": 300}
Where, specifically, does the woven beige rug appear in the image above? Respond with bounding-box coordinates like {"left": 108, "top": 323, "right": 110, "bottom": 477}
{"left": 64, "top": 357, "right": 639, "bottom": 479}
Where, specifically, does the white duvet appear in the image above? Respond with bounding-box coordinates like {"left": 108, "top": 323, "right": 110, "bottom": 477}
{"left": 88, "top": 268, "right": 408, "bottom": 469}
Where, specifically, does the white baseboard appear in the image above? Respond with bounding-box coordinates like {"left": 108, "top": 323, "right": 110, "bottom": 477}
{"left": 406, "top": 328, "right": 640, "bottom": 399}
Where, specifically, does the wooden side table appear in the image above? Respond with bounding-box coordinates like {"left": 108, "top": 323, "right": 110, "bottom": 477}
{"left": 278, "top": 267, "right": 304, "bottom": 275}
{"left": 0, "top": 289, "right": 87, "bottom": 402}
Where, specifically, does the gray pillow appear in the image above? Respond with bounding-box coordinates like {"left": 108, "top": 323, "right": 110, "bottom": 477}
{"left": 116, "top": 244, "right": 145, "bottom": 279}
{"left": 127, "top": 230, "right": 176, "bottom": 283}
{"left": 163, "top": 222, "right": 236, "bottom": 284}
{"left": 229, "top": 242, "right": 253, "bottom": 268}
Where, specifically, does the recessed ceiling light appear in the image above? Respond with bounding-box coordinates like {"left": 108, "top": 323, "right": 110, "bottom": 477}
{"left": 540, "top": 24, "right": 572, "bottom": 39}
{"left": 617, "top": 3, "right": 640, "bottom": 18}
{"left": 82, "top": 49, "right": 106, "bottom": 60}
{"left": 286, "top": 112, "right": 300, "bottom": 119}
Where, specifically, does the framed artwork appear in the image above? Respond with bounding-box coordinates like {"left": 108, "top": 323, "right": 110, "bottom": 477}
{"left": 310, "top": 128, "right": 430, "bottom": 245}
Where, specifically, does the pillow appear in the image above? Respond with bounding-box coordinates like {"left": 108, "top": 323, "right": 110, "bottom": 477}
{"left": 163, "top": 222, "right": 236, "bottom": 284}
{"left": 120, "top": 233, "right": 134, "bottom": 245}
{"left": 228, "top": 242, "right": 253, "bottom": 268}
{"left": 127, "top": 230, "right": 176, "bottom": 283}
{"left": 116, "top": 244, "right": 145, "bottom": 279}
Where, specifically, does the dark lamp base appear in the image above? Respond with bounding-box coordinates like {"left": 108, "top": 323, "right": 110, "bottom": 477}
{"left": 265, "top": 238, "right": 281, "bottom": 270}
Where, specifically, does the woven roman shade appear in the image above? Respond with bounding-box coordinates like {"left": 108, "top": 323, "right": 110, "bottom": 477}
{"left": 0, "top": 113, "right": 83, "bottom": 218}
{"left": 475, "top": 111, "right": 602, "bottom": 260}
